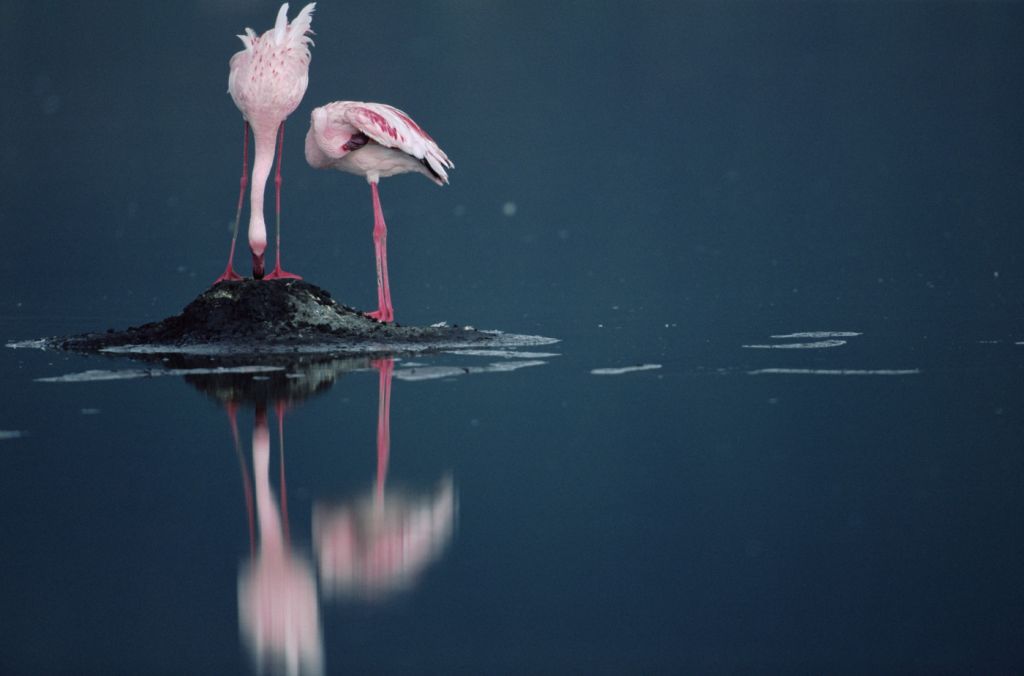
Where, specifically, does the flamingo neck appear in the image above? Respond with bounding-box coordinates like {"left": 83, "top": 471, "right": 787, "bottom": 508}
{"left": 247, "top": 126, "right": 278, "bottom": 255}
{"left": 252, "top": 415, "right": 284, "bottom": 555}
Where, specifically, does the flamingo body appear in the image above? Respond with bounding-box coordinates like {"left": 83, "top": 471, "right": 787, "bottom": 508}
{"left": 305, "top": 102, "right": 453, "bottom": 322}
{"left": 228, "top": 4, "right": 314, "bottom": 127}
{"left": 305, "top": 102, "right": 452, "bottom": 184}
{"left": 221, "top": 3, "right": 315, "bottom": 282}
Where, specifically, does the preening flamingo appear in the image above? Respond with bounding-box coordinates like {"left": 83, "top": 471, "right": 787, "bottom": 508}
{"left": 304, "top": 102, "right": 454, "bottom": 322}
{"left": 216, "top": 3, "right": 315, "bottom": 284}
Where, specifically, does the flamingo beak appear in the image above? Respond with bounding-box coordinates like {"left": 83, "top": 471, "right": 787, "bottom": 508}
{"left": 252, "top": 252, "right": 264, "bottom": 280}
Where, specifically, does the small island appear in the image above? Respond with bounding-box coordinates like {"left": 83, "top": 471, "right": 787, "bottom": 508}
{"left": 49, "top": 279, "right": 549, "bottom": 357}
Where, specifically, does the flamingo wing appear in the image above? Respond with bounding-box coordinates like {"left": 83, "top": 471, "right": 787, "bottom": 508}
{"left": 344, "top": 103, "right": 454, "bottom": 184}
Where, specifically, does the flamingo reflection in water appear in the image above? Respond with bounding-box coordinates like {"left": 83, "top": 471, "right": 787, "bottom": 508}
{"left": 314, "top": 358, "right": 456, "bottom": 600}
{"left": 234, "top": 403, "right": 323, "bottom": 676}
{"left": 215, "top": 356, "right": 454, "bottom": 674}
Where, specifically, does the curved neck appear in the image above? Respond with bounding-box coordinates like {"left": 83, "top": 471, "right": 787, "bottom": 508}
{"left": 247, "top": 125, "right": 278, "bottom": 255}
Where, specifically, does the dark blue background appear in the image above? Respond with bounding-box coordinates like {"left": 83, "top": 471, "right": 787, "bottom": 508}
{"left": 4, "top": 1, "right": 1022, "bottom": 330}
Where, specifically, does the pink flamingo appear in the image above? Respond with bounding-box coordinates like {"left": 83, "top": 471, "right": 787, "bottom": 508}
{"left": 305, "top": 102, "right": 454, "bottom": 322}
{"left": 217, "top": 3, "right": 315, "bottom": 284}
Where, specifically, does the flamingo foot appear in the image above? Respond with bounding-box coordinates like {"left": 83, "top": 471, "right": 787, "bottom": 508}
{"left": 366, "top": 308, "right": 394, "bottom": 323}
{"left": 213, "top": 267, "right": 244, "bottom": 285}
{"left": 264, "top": 266, "right": 302, "bottom": 281}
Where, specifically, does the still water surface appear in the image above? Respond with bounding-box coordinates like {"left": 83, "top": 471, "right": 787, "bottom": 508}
{"left": 2, "top": 314, "right": 1023, "bottom": 672}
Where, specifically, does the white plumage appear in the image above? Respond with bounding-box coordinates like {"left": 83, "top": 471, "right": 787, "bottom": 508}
{"left": 229, "top": 3, "right": 315, "bottom": 129}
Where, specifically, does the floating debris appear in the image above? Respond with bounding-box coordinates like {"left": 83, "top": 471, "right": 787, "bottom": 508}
{"left": 395, "top": 360, "right": 547, "bottom": 382}
{"left": 590, "top": 364, "right": 663, "bottom": 375}
{"left": 443, "top": 349, "right": 561, "bottom": 359}
{"left": 770, "top": 331, "right": 861, "bottom": 339}
{"left": 742, "top": 340, "right": 847, "bottom": 349}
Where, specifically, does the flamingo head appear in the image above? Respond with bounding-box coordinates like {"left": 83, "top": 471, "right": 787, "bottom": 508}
{"left": 252, "top": 252, "right": 265, "bottom": 280}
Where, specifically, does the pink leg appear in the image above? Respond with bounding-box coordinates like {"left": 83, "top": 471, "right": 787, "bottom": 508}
{"left": 372, "top": 358, "right": 394, "bottom": 505}
{"left": 366, "top": 182, "right": 395, "bottom": 322}
{"left": 264, "top": 121, "right": 302, "bottom": 281}
{"left": 227, "top": 401, "right": 256, "bottom": 557}
{"left": 214, "top": 121, "right": 249, "bottom": 285}
{"left": 275, "top": 401, "right": 290, "bottom": 544}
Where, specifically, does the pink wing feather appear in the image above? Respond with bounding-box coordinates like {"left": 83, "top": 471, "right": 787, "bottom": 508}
{"left": 345, "top": 103, "right": 454, "bottom": 183}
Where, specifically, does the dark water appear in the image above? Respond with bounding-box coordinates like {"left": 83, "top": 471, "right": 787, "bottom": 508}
{"left": 3, "top": 1, "right": 1024, "bottom": 673}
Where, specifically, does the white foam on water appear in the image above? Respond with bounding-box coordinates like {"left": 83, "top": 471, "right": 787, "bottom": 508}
{"left": 95, "top": 331, "right": 559, "bottom": 356}
{"left": 590, "top": 364, "right": 663, "bottom": 375}
{"left": 770, "top": 331, "right": 861, "bottom": 339}
{"left": 36, "top": 365, "right": 286, "bottom": 383}
{"left": 443, "top": 349, "right": 561, "bottom": 359}
{"left": 5, "top": 339, "right": 49, "bottom": 350}
{"left": 394, "top": 360, "right": 547, "bottom": 382}
{"left": 748, "top": 368, "right": 920, "bottom": 376}
{"left": 742, "top": 340, "right": 847, "bottom": 349}
{"left": 0, "top": 430, "right": 26, "bottom": 440}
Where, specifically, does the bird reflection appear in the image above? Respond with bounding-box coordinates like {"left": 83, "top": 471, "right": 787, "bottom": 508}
{"left": 314, "top": 359, "right": 456, "bottom": 600}
{"left": 237, "top": 404, "right": 323, "bottom": 676}
{"left": 193, "top": 354, "right": 455, "bottom": 675}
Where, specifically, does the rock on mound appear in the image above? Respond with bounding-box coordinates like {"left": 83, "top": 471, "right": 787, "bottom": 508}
{"left": 53, "top": 279, "right": 506, "bottom": 354}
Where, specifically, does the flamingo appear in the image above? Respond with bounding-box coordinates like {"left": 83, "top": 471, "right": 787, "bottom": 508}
{"left": 304, "top": 102, "right": 454, "bottom": 322}
{"left": 216, "top": 3, "right": 315, "bottom": 284}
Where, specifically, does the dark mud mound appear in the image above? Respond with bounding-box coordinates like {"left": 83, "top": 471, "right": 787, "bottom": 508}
{"left": 49, "top": 279, "right": 553, "bottom": 356}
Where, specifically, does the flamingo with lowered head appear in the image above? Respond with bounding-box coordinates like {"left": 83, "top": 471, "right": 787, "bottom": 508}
{"left": 216, "top": 3, "right": 315, "bottom": 284}
{"left": 305, "top": 102, "right": 453, "bottom": 323}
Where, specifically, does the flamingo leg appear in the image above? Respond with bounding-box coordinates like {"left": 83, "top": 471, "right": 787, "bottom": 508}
{"left": 366, "top": 182, "right": 394, "bottom": 322}
{"left": 227, "top": 402, "right": 257, "bottom": 557}
{"left": 264, "top": 121, "right": 302, "bottom": 281}
{"left": 372, "top": 358, "right": 394, "bottom": 507}
{"left": 275, "top": 401, "right": 291, "bottom": 545}
{"left": 214, "top": 121, "right": 249, "bottom": 285}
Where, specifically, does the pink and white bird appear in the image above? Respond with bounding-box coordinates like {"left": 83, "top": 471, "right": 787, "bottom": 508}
{"left": 216, "top": 3, "right": 315, "bottom": 284}
{"left": 305, "top": 102, "right": 453, "bottom": 323}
